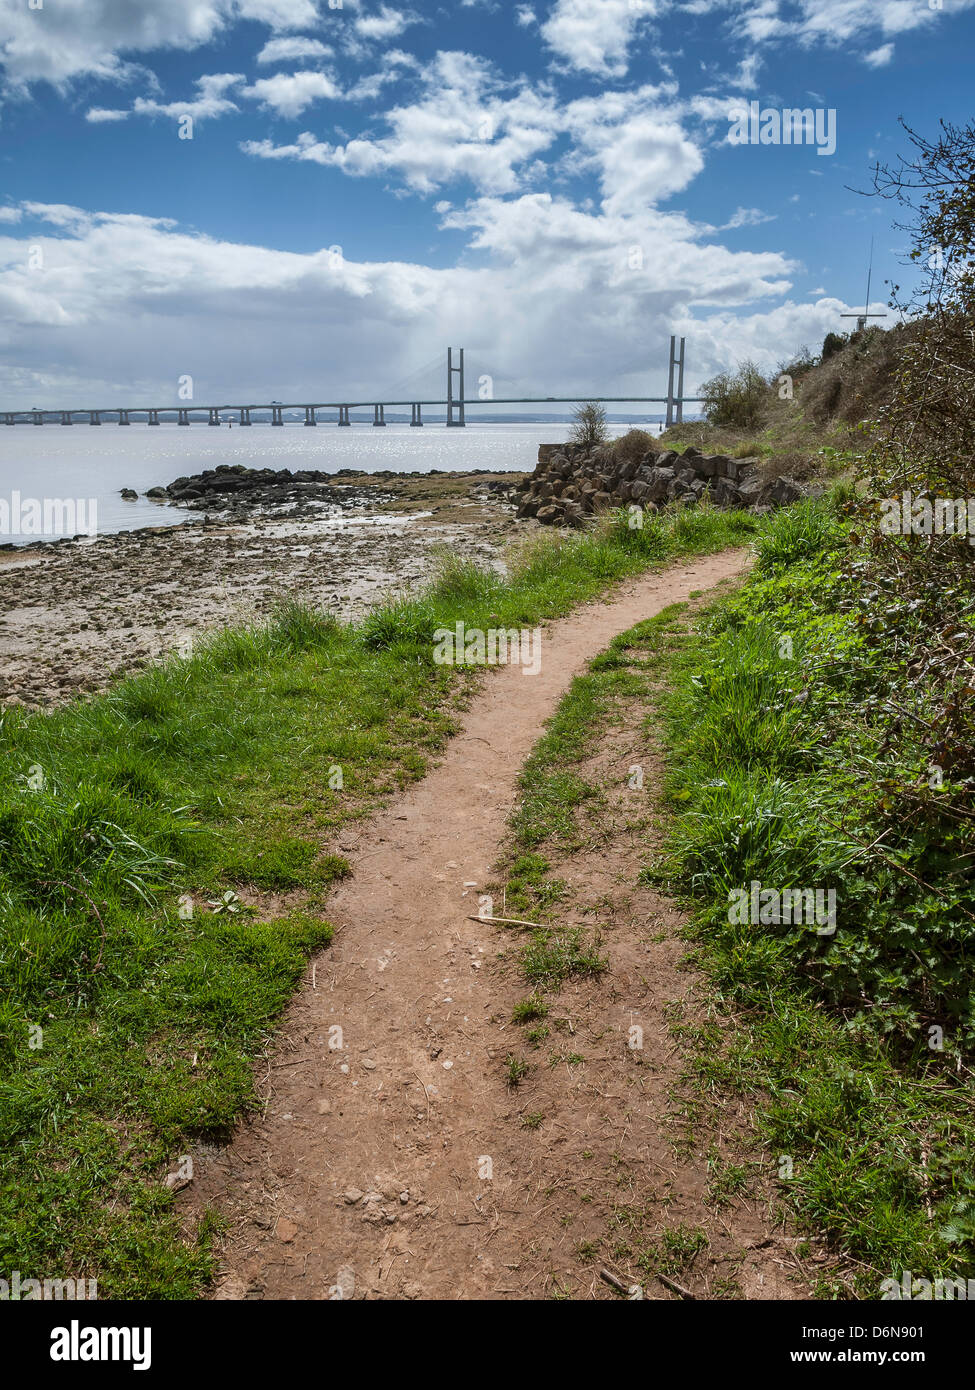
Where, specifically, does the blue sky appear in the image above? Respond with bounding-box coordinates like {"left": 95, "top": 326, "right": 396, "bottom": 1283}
{"left": 1, "top": 0, "right": 973, "bottom": 408}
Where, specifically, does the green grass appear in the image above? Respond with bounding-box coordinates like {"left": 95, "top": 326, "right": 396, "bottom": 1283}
{"left": 0, "top": 505, "right": 754, "bottom": 1298}
{"left": 656, "top": 494, "right": 975, "bottom": 1293}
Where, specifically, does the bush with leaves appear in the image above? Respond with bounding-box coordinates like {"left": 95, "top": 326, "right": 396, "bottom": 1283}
{"left": 700, "top": 360, "right": 770, "bottom": 429}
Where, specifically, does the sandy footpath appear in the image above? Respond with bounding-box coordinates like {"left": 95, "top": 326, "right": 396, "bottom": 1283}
{"left": 0, "top": 473, "right": 519, "bottom": 709}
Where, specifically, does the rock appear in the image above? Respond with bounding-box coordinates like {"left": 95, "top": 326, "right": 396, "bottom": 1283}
{"left": 516, "top": 498, "right": 540, "bottom": 519}
{"left": 343, "top": 1188, "right": 364, "bottom": 1204}
{"left": 120, "top": 488, "right": 138, "bottom": 500}
{"left": 591, "top": 491, "right": 614, "bottom": 512}
{"left": 712, "top": 478, "right": 744, "bottom": 506}
{"left": 696, "top": 455, "right": 725, "bottom": 478}
{"left": 766, "top": 476, "right": 804, "bottom": 506}
{"left": 535, "top": 504, "right": 563, "bottom": 525}
{"left": 276, "top": 1218, "right": 298, "bottom": 1243}
{"left": 145, "top": 487, "right": 167, "bottom": 499}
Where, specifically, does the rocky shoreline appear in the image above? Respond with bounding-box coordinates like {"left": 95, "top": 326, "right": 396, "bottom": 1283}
{"left": 0, "top": 470, "right": 521, "bottom": 710}
{"left": 515, "top": 438, "right": 804, "bottom": 525}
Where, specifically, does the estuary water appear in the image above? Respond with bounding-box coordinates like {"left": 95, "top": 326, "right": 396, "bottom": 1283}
{"left": 0, "top": 420, "right": 650, "bottom": 544}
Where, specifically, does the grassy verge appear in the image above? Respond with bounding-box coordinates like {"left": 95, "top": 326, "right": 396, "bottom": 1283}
{"left": 0, "top": 503, "right": 754, "bottom": 1298}
{"left": 655, "top": 495, "right": 975, "bottom": 1295}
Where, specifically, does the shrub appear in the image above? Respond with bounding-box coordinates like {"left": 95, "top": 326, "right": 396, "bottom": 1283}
{"left": 570, "top": 401, "right": 608, "bottom": 447}
{"left": 700, "top": 360, "right": 770, "bottom": 429}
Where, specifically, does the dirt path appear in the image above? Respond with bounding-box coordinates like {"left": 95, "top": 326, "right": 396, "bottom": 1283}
{"left": 189, "top": 548, "right": 807, "bottom": 1300}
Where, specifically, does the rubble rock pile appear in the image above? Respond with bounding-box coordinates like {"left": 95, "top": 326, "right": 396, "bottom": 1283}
{"left": 515, "top": 442, "right": 805, "bottom": 527}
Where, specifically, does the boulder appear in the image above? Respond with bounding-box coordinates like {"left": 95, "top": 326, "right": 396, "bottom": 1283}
{"left": 723, "top": 457, "right": 758, "bottom": 482}
{"left": 696, "top": 455, "right": 726, "bottom": 478}
{"left": 766, "top": 476, "right": 804, "bottom": 506}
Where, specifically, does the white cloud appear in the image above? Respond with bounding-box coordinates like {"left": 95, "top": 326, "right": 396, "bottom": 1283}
{"left": 515, "top": 5, "right": 536, "bottom": 25}
{"left": 0, "top": 195, "right": 834, "bottom": 408}
{"left": 85, "top": 106, "right": 130, "bottom": 123}
{"left": 243, "top": 70, "right": 340, "bottom": 116}
{"left": 863, "top": 43, "right": 895, "bottom": 68}
{"left": 720, "top": 206, "right": 776, "bottom": 230}
{"left": 726, "top": 0, "right": 975, "bottom": 55}
{"left": 256, "top": 36, "right": 333, "bottom": 63}
{"left": 541, "top": 0, "right": 659, "bottom": 77}
{"left": 132, "top": 73, "right": 244, "bottom": 122}
{"left": 0, "top": 0, "right": 319, "bottom": 93}
{"left": 243, "top": 52, "right": 560, "bottom": 194}
{"left": 353, "top": 5, "right": 418, "bottom": 41}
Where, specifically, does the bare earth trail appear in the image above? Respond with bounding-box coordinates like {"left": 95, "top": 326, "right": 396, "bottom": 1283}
{"left": 190, "top": 548, "right": 808, "bottom": 1300}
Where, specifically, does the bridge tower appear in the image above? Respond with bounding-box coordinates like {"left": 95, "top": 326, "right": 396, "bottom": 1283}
{"left": 665, "top": 336, "right": 686, "bottom": 428}
{"left": 447, "top": 347, "right": 465, "bottom": 427}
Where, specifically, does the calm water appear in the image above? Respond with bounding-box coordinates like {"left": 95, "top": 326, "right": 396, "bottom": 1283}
{"left": 0, "top": 420, "right": 650, "bottom": 544}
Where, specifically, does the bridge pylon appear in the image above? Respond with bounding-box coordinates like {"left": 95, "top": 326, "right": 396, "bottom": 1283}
{"left": 447, "top": 347, "right": 465, "bottom": 427}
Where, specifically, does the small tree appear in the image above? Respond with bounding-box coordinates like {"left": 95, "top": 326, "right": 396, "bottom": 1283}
{"left": 570, "top": 400, "right": 608, "bottom": 447}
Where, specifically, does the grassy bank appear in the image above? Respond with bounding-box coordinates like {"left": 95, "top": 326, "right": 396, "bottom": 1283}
{"left": 0, "top": 504, "right": 754, "bottom": 1298}
{"left": 656, "top": 495, "right": 975, "bottom": 1293}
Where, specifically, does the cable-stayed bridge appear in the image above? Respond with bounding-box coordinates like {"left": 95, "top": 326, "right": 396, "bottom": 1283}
{"left": 1, "top": 341, "right": 701, "bottom": 430}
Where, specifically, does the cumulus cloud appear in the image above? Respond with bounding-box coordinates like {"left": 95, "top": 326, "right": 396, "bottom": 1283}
{"left": 256, "top": 36, "right": 333, "bottom": 63}
{"left": 243, "top": 51, "right": 561, "bottom": 194}
{"left": 131, "top": 73, "right": 244, "bottom": 122}
{"left": 353, "top": 5, "right": 418, "bottom": 41}
{"left": 864, "top": 43, "right": 895, "bottom": 68}
{"left": 0, "top": 193, "right": 838, "bottom": 408}
{"left": 541, "top": 0, "right": 659, "bottom": 77}
{"left": 242, "top": 69, "right": 340, "bottom": 116}
{"left": 0, "top": 0, "right": 319, "bottom": 93}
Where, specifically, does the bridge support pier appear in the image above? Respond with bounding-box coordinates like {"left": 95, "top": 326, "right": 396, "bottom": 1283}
{"left": 208, "top": 408, "right": 220, "bottom": 426}
{"left": 178, "top": 409, "right": 190, "bottom": 426}
{"left": 239, "top": 408, "right": 251, "bottom": 425}
{"left": 148, "top": 410, "right": 160, "bottom": 425}
{"left": 118, "top": 410, "right": 130, "bottom": 425}
{"left": 3, "top": 413, "right": 14, "bottom": 425}
{"left": 89, "top": 411, "right": 101, "bottom": 425}
{"left": 32, "top": 411, "right": 43, "bottom": 426}
{"left": 410, "top": 402, "right": 423, "bottom": 426}
{"left": 61, "top": 411, "right": 73, "bottom": 425}
{"left": 338, "top": 405, "right": 351, "bottom": 426}
{"left": 271, "top": 406, "right": 284, "bottom": 426}
{"left": 373, "top": 403, "right": 386, "bottom": 426}
{"left": 304, "top": 407, "right": 317, "bottom": 426}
